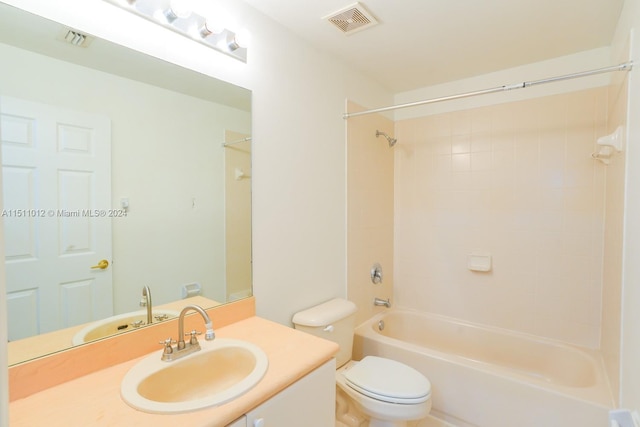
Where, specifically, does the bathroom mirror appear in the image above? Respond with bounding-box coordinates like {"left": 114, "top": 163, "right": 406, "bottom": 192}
{"left": 0, "top": 2, "right": 252, "bottom": 365}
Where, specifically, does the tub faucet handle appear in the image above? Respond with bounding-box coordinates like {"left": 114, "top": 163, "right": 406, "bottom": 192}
{"left": 371, "top": 262, "right": 383, "bottom": 284}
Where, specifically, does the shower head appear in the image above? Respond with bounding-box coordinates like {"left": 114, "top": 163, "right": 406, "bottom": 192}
{"left": 376, "top": 130, "right": 397, "bottom": 147}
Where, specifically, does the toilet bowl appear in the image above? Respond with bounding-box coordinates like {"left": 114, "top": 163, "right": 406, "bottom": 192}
{"left": 293, "top": 298, "right": 432, "bottom": 427}
{"left": 337, "top": 357, "right": 431, "bottom": 426}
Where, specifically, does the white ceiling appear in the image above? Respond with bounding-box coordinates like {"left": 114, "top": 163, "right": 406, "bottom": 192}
{"left": 242, "top": 0, "right": 625, "bottom": 93}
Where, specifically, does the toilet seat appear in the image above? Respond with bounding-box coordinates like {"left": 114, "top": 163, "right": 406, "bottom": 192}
{"left": 343, "top": 356, "right": 431, "bottom": 404}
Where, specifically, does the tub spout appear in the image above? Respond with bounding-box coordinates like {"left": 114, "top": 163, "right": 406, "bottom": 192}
{"left": 374, "top": 297, "right": 391, "bottom": 308}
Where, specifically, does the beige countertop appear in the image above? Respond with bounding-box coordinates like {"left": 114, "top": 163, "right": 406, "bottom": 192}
{"left": 9, "top": 316, "right": 339, "bottom": 427}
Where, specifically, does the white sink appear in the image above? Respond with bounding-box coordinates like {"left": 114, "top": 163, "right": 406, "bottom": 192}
{"left": 71, "top": 309, "right": 179, "bottom": 345}
{"left": 120, "top": 338, "right": 269, "bottom": 414}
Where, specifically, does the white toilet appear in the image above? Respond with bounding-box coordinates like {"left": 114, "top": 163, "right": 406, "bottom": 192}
{"left": 293, "top": 298, "right": 432, "bottom": 427}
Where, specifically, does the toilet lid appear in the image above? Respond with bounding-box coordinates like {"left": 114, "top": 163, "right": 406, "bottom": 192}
{"left": 344, "top": 356, "right": 431, "bottom": 404}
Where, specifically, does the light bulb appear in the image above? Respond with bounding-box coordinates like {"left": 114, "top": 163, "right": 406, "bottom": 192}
{"left": 200, "top": 17, "right": 224, "bottom": 37}
{"left": 164, "top": 0, "right": 191, "bottom": 23}
{"left": 233, "top": 28, "right": 251, "bottom": 49}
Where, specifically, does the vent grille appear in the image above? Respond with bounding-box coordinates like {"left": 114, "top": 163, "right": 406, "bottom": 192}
{"left": 57, "top": 28, "right": 94, "bottom": 47}
{"left": 324, "top": 3, "right": 378, "bottom": 35}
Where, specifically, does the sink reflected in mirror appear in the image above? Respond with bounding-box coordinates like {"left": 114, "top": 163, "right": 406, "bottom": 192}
{"left": 120, "top": 339, "right": 268, "bottom": 414}
{"left": 7, "top": 296, "right": 221, "bottom": 366}
{"left": 71, "top": 309, "right": 179, "bottom": 345}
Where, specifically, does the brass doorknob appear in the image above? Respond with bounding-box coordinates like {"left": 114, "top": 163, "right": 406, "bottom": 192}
{"left": 91, "top": 259, "right": 109, "bottom": 270}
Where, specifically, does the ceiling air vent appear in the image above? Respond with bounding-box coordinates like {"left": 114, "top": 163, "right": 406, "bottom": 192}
{"left": 324, "top": 2, "right": 378, "bottom": 35}
{"left": 57, "top": 28, "right": 94, "bottom": 48}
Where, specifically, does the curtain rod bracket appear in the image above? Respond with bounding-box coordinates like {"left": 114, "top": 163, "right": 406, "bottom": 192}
{"left": 503, "top": 82, "right": 525, "bottom": 91}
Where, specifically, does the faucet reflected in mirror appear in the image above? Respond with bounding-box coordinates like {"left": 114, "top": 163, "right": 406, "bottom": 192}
{"left": 0, "top": 3, "right": 252, "bottom": 366}
{"left": 140, "top": 286, "right": 153, "bottom": 326}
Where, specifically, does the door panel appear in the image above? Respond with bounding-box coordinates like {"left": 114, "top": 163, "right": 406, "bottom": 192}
{"left": 3, "top": 166, "right": 35, "bottom": 259}
{"left": 1, "top": 96, "right": 112, "bottom": 340}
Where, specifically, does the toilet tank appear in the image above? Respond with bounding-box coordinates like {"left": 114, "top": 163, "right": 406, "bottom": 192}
{"left": 292, "top": 298, "right": 357, "bottom": 368}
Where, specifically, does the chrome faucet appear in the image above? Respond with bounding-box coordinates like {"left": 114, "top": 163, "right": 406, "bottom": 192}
{"left": 160, "top": 304, "right": 215, "bottom": 361}
{"left": 374, "top": 297, "right": 391, "bottom": 308}
{"left": 140, "top": 286, "right": 153, "bottom": 325}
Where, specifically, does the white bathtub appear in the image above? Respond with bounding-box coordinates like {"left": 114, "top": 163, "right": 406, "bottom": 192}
{"left": 352, "top": 309, "right": 614, "bottom": 427}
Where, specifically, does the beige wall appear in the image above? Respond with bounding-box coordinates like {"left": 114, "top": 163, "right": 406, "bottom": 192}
{"left": 346, "top": 102, "right": 394, "bottom": 325}
{"left": 394, "top": 88, "right": 608, "bottom": 348}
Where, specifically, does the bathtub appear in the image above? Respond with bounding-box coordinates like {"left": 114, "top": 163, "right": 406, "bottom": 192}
{"left": 353, "top": 309, "right": 614, "bottom": 427}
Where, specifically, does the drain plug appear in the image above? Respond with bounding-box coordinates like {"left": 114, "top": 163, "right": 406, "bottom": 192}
{"left": 378, "top": 320, "right": 385, "bottom": 331}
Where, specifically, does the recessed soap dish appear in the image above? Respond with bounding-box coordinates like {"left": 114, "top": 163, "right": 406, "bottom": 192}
{"left": 468, "top": 254, "right": 492, "bottom": 272}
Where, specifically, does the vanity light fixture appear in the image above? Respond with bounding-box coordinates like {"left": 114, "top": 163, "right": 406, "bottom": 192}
{"left": 103, "top": 0, "right": 249, "bottom": 62}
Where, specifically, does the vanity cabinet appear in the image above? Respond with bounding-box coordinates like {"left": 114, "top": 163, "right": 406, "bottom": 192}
{"left": 227, "top": 418, "right": 248, "bottom": 427}
{"left": 226, "top": 359, "right": 336, "bottom": 427}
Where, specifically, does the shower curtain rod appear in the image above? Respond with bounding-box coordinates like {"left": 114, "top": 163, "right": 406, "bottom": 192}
{"left": 343, "top": 61, "right": 634, "bottom": 119}
{"left": 222, "top": 136, "right": 252, "bottom": 147}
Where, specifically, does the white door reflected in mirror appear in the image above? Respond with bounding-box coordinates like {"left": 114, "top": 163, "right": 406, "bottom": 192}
{"left": 1, "top": 96, "right": 113, "bottom": 341}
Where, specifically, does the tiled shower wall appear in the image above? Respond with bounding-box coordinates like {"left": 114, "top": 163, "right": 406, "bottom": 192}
{"left": 394, "top": 87, "right": 608, "bottom": 348}
{"left": 347, "top": 101, "right": 395, "bottom": 326}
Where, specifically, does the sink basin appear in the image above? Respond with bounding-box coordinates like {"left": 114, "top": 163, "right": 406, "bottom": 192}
{"left": 71, "top": 309, "right": 179, "bottom": 345}
{"left": 120, "top": 338, "right": 269, "bottom": 414}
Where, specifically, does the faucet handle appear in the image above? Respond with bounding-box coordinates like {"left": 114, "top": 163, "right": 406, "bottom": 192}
{"left": 185, "top": 330, "right": 201, "bottom": 345}
{"left": 159, "top": 338, "right": 176, "bottom": 353}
